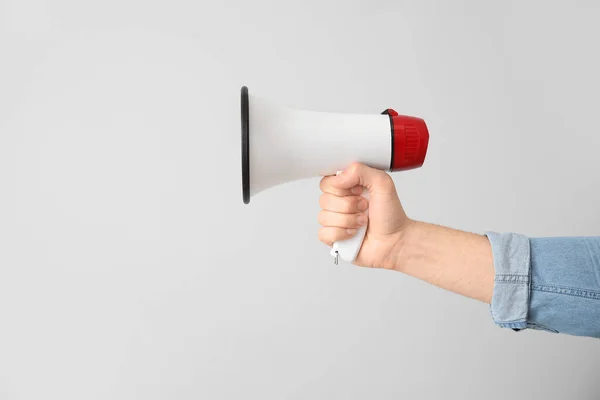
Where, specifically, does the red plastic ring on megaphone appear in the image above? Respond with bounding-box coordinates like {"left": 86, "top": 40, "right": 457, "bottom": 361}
{"left": 382, "top": 108, "right": 429, "bottom": 172}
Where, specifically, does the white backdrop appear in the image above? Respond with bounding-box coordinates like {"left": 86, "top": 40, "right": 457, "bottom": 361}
{"left": 1, "top": 1, "right": 600, "bottom": 399}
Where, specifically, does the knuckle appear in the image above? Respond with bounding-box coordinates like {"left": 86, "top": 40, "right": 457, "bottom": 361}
{"left": 332, "top": 228, "right": 345, "bottom": 241}
{"left": 375, "top": 171, "right": 393, "bottom": 188}
{"left": 342, "top": 213, "right": 355, "bottom": 227}
{"left": 318, "top": 193, "right": 329, "bottom": 209}
{"left": 338, "top": 213, "right": 353, "bottom": 228}
{"left": 339, "top": 215, "right": 352, "bottom": 228}
{"left": 350, "top": 197, "right": 362, "bottom": 212}
{"left": 318, "top": 228, "right": 337, "bottom": 245}
{"left": 348, "top": 161, "right": 361, "bottom": 174}
{"left": 345, "top": 166, "right": 358, "bottom": 180}
{"left": 331, "top": 187, "right": 345, "bottom": 197}
{"left": 319, "top": 177, "right": 329, "bottom": 192}
{"left": 317, "top": 228, "right": 327, "bottom": 242}
{"left": 317, "top": 210, "right": 327, "bottom": 225}
{"left": 342, "top": 197, "right": 355, "bottom": 212}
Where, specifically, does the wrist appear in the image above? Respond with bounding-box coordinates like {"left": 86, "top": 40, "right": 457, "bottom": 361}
{"left": 381, "top": 218, "right": 420, "bottom": 271}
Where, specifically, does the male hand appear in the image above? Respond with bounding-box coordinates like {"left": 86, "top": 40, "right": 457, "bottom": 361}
{"left": 317, "top": 162, "right": 413, "bottom": 269}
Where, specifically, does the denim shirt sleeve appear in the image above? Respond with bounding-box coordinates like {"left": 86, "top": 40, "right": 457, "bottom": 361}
{"left": 485, "top": 232, "right": 600, "bottom": 338}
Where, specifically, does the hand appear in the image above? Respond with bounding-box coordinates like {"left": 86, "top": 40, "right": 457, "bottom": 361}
{"left": 317, "top": 162, "right": 413, "bottom": 269}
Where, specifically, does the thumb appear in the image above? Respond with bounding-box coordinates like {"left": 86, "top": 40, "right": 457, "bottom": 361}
{"left": 331, "top": 162, "right": 391, "bottom": 192}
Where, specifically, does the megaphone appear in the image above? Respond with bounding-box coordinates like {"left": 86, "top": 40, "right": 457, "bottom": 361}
{"left": 240, "top": 86, "right": 429, "bottom": 264}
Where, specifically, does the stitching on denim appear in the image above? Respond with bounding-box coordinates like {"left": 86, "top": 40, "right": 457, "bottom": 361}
{"left": 495, "top": 274, "right": 529, "bottom": 284}
{"left": 496, "top": 318, "right": 527, "bottom": 323}
{"left": 489, "top": 233, "right": 532, "bottom": 328}
{"left": 532, "top": 283, "right": 600, "bottom": 300}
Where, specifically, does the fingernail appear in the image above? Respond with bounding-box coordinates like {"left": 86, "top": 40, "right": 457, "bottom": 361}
{"left": 358, "top": 199, "right": 368, "bottom": 211}
{"left": 346, "top": 228, "right": 357, "bottom": 235}
{"left": 357, "top": 215, "right": 367, "bottom": 225}
{"left": 351, "top": 186, "right": 362, "bottom": 195}
{"left": 336, "top": 170, "right": 344, "bottom": 176}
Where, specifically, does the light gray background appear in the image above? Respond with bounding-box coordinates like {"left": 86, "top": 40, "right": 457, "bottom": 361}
{"left": 1, "top": 0, "right": 599, "bottom": 399}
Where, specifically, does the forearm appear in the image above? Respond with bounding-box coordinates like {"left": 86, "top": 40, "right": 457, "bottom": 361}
{"left": 390, "top": 221, "right": 495, "bottom": 304}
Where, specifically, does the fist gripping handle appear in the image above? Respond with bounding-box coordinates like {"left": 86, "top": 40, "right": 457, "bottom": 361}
{"left": 329, "top": 109, "right": 430, "bottom": 264}
{"left": 330, "top": 171, "right": 369, "bottom": 264}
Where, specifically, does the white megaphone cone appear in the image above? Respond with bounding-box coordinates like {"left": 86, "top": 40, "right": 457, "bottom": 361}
{"left": 240, "top": 86, "right": 429, "bottom": 264}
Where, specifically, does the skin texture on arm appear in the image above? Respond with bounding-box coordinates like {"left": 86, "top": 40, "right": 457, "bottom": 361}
{"left": 393, "top": 221, "right": 495, "bottom": 304}
{"left": 318, "top": 162, "right": 495, "bottom": 304}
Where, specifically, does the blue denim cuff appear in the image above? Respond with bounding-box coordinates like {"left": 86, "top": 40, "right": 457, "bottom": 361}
{"left": 485, "top": 232, "right": 531, "bottom": 330}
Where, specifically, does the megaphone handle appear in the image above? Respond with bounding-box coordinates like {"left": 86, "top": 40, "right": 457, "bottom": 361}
{"left": 330, "top": 189, "right": 369, "bottom": 264}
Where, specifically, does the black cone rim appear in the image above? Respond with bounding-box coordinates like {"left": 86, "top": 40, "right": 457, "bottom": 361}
{"left": 241, "top": 86, "right": 250, "bottom": 204}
